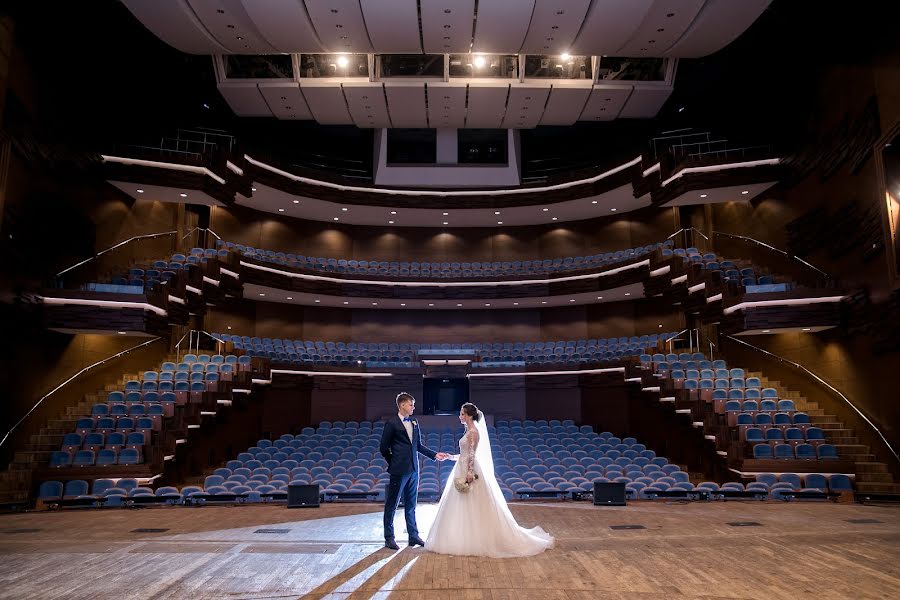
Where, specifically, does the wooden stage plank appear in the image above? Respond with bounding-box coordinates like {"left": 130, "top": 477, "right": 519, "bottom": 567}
{"left": 0, "top": 501, "right": 897, "bottom": 600}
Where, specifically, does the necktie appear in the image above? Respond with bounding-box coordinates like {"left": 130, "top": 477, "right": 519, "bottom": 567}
{"left": 402, "top": 417, "right": 410, "bottom": 422}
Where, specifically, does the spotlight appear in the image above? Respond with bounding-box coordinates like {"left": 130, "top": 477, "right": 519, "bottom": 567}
{"left": 473, "top": 55, "right": 486, "bottom": 68}
{"left": 136, "top": 189, "right": 144, "bottom": 194}
{"left": 337, "top": 55, "right": 349, "bottom": 68}
{"left": 561, "top": 53, "right": 571, "bottom": 61}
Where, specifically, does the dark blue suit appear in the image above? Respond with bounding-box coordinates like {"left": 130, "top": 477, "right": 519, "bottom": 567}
{"left": 380, "top": 416, "right": 437, "bottom": 541}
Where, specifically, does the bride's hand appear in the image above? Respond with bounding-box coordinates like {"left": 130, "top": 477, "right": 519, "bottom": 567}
{"left": 466, "top": 473, "right": 474, "bottom": 483}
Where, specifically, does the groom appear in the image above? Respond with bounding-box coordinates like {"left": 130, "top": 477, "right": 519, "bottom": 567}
{"left": 380, "top": 392, "right": 448, "bottom": 550}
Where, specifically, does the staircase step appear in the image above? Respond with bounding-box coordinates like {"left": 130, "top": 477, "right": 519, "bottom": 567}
{"left": 854, "top": 462, "right": 890, "bottom": 474}
{"left": 855, "top": 472, "right": 895, "bottom": 484}
{"left": 855, "top": 482, "right": 900, "bottom": 493}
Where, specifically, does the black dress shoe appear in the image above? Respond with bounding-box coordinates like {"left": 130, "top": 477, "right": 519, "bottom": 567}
{"left": 385, "top": 538, "right": 400, "bottom": 550}
{"left": 407, "top": 535, "right": 426, "bottom": 547}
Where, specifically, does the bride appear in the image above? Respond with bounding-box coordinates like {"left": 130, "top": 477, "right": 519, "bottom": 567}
{"left": 424, "top": 402, "right": 554, "bottom": 557}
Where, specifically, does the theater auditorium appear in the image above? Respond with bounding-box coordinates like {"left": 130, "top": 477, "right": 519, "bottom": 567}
{"left": 0, "top": 1, "right": 898, "bottom": 598}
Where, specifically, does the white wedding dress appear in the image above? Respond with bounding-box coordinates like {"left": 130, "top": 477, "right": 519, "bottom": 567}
{"left": 424, "top": 417, "right": 553, "bottom": 557}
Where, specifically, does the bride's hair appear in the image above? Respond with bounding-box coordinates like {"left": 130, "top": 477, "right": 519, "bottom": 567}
{"left": 461, "top": 402, "right": 481, "bottom": 422}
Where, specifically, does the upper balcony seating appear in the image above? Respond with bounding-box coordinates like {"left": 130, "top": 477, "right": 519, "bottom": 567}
{"left": 214, "top": 334, "right": 678, "bottom": 368}
{"left": 220, "top": 239, "right": 673, "bottom": 279}
{"left": 659, "top": 246, "right": 793, "bottom": 294}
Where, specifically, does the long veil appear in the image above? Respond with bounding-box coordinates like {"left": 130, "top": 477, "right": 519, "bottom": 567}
{"left": 474, "top": 411, "right": 494, "bottom": 483}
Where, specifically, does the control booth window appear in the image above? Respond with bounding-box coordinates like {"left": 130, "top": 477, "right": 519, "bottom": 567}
{"left": 386, "top": 129, "right": 437, "bottom": 164}
{"left": 458, "top": 129, "right": 508, "bottom": 164}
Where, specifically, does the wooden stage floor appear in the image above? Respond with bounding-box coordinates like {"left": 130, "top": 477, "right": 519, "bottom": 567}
{"left": 0, "top": 500, "right": 898, "bottom": 600}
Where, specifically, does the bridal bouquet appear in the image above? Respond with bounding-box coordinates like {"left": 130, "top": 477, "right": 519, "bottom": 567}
{"left": 454, "top": 474, "right": 479, "bottom": 493}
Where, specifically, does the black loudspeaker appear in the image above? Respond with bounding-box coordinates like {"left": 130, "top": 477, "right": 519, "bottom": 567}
{"left": 593, "top": 481, "right": 626, "bottom": 506}
{"left": 287, "top": 484, "right": 320, "bottom": 508}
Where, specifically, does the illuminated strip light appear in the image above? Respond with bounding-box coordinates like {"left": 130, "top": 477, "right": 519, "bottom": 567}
{"left": 100, "top": 155, "right": 227, "bottom": 184}
{"left": 187, "top": 424, "right": 200, "bottom": 429}
{"left": 40, "top": 296, "right": 167, "bottom": 317}
{"left": 660, "top": 396, "right": 675, "bottom": 401}
{"left": 200, "top": 411, "right": 216, "bottom": 416}
{"left": 186, "top": 285, "right": 202, "bottom": 294}
{"left": 642, "top": 163, "right": 661, "bottom": 177}
{"left": 168, "top": 295, "right": 185, "bottom": 304}
{"left": 675, "top": 409, "right": 692, "bottom": 414}
{"left": 661, "top": 158, "right": 782, "bottom": 187}
{"left": 220, "top": 268, "right": 239, "bottom": 278}
{"left": 642, "top": 386, "right": 661, "bottom": 392}
{"left": 467, "top": 367, "right": 626, "bottom": 378}
{"left": 650, "top": 266, "right": 670, "bottom": 276}
{"left": 705, "top": 435, "right": 717, "bottom": 440}
{"left": 722, "top": 296, "right": 844, "bottom": 315}
{"left": 692, "top": 421, "right": 704, "bottom": 427}
{"left": 232, "top": 388, "right": 251, "bottom": 394}
{"left": 671, "top": 275, "right": 687, "bottom": 284}
{"left": 245, "top": 154, "right": 643, "bottom": 197}
{"left": 271, "top": 369, "right": 393, "bottom": 378}
{"left": 422, "top": 359, "right": 471, "bottom": 366}
{"left": 202, "top": 276, "right": 220, "bottom": 286}
{"left": 226, "top": 160, "right": 244, "bottom": 175}
{"left": 217, "top": 399, "right": 233, "bottom": 405}
{"left": 688, "top": 282, "right": 706, "bottom": 293}
{"left": 706, "top": 293, "right": 723, "bottom": 303}
{"left": 624, "top": 377, "right": 643, "bottom": 382}
{"left": 240, "top": 259, "right": 649, "bottom": 288}
{"left": 175, "top": 438, "right": 187, "bottom": 444}
{"left": 164, "top": 454, "right": 175, "bottom": 460}
{"left": 251, "top": 378, "right": 272, "bottom": 385}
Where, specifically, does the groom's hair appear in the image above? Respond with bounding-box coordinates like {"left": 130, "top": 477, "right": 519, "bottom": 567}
{"left": 396, "top": 392, "right": 415, "bottom": 408}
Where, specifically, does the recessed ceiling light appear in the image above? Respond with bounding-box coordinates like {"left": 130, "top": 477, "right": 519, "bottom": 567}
{"left": 278, "top": 208, "right": 285, "bottom": 212}
{"left": 497, "top": 221, "right": 503, "bottom": 225}
{"left": 337, "top": 55, "right": 349, "bottom": 68}
{"left": 494, "top": 211, "right": 500, "bottom": 215}
{"left": 400, "top": 303, "right": 406, "bottom": 306}
{"left": 541, "top": 301, "right": 547, "bottom": 304}
{"left": 457, "top": 303, "right": 462, "bottom": 307}
{"left": 591, "top": 200, "right": 597, "bottom": 204}
{"left": 443, "top": 212, "right": 449, "bottom": 215}
{"left": 741, "top": 190, "right": 749, "bottom": 195}
{"left": 372, "top": 302, "right": 378, "bottom": 306}
{"left": 391, "top": 211, "right": 397, "bottom": 215}
{"left": 226, "top": 326, "right": 232, "bottom": 330}
{"left": 314, "top": 299, "right": 320, "bottom": 303}
{"left": 117, "top": 331, "right": 127, "bottom": 335}
{"left": 343, "top": 301, "right": 349, "bottom": 304}
{"left": 597, "top": 296, "right": 603, "bottom": 299}
{"left": 286, "top": 296, "right": 293, "bottom": 300}
{"left": 624, "top": 292, "right": 631, "bottom": 296}
{"left": 473, "top": 56, "right": 486, "bottom": 68}
{"left": 552, "top": 217, "right": 558, "bottom": 221}
{"left": 610, "top": 208, "right": 617, "bottom": 212}
{"left": 802, "top": 327, "right": 811, "bottom": 331}
{"left": 341, "top": 207, "right": 348, "bottom": 211}
{"left": 251, "top": 187, "right": 257, "bottom": 191}
{"left": 700, "top": 194, "right": 708, "bottom": 198}
{"left": 485, "top": 303, "right": 491, "bottom": 306}
{"left": 388, "top": 220, "right": 394, "bottom": 224}
{"left": 136, "top": 189, "right": 144, "bottom": 194}
{"left": 259, "top": 293, "right": 265, "bottom": 297}
{"left": 428, "top": 303, "right": 434, "bottom": 306}
{"left": 569, "top": 299, "right": 575, "bottom": 302}
{"left": 179, "top": 193, "right": 188, "bottom": 197}
{"left": 513, "top": 302, "right": 519, "bottom": 306}
{"left": 762, "top": 329, "right": 771, "bottom": 333}
{"left": 333, "top": 217, "right": 339, "bottom": 221}
{"left": 443, "top": 222, "right": 448, "bottom": 225}
{"left": 542, "top": 208, "right": 549, "bottom": 212}
{"left": 659, "top": 324, "right": 663, "bottom": 328}
{"left": 293, "top": 200, "right": 299, "bottom": 204}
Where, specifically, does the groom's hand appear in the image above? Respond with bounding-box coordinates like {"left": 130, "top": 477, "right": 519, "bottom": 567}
{"left": 436, "top": 452, "right": 449, "bottom": 461}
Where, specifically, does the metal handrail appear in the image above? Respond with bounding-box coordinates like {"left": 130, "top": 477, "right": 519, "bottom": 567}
{"left": 724, "top": 335, "right": 900, "bottom": 467}
{"left": 175, "top": 329, "right": 227, "bottom": 361}
{"left": 55, "top": 231, "right": 177, "bottom": 278}
{"left": 712, "top": 231, "right": 830, "bottom": 279}
{"left": 0, "top": 337, "right": 163, "bottom": 449}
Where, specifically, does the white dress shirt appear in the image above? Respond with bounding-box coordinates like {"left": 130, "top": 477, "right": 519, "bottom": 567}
{"left": 398, "top": 412, "right": 413, "bottom": 441}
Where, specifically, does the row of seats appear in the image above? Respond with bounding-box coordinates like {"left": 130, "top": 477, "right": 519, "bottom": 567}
{"left": 49, "top": 448, "right": 142, "bottom": 467}
{"left": 752, "top": 443, "right": 839, "bottom": 460}
{"left": 220, "top": 239, "right": 673, "bottom": 278}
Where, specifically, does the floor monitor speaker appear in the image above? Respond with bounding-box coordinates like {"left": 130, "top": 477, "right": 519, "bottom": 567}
{"left": 593, "top": 481, "right": 626, "bottom": 506}
{"left": 287, "top": 484, "right": 320, "bottom": 508}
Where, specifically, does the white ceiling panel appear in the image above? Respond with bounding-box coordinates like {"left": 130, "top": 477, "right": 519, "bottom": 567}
{"left": 304, "top": 0, "right": 374, "bottom": 53}
{"left": 186, "top": 0, "right": 278, "bottom": 54}
{"left": 240, "top": 0, "right": 324, "bottom": 52}
{"left": 465, "top": 83, "right": 510, "bottom": 128}
{"left": 258, "top": 83, "right": 313, "bottom": 120}
{"left": 385, "top": 83, "right": 429, "bottom": 128}
{"left": 618, "top": 86, "right": 672, "bottom": 118}
{"left": 616, "top": 0, "right": 705, "bottom": 56}
{"left": 298, "top": 81, "right": 354, "bottom": 124}
{"left": 421, "top": 0, "right": 476, "bottom": 54}
{"left": 571, "top": 0, "right": 654, "bottom": 55}
{"left": 519, "top": 0, "right": 593, "bottom": 55}
{"left": 120, "top": 0, "right": 229, "bottom": 54}
{"left": 426, "top": 83, "right": 468, "bottom": 129}
{"left": 578, "top": 85, "right": 633, "bottom": 121}
{"left": 342, "top": 82, "right": 392, "bottom": 128}
{"left": 472, "top": 0, "right": 535, "bottom": 53}
{"left": 540, "top": 85, "right": 591, "bottom": 126}
{"left": 218, "top": 82, "right": 273, "bottom": 117}
{"left": 664, "top": 0, "right": 771, "bottom": 58}
{"left": 360, "top": 0, "right": 422, "bottom": 54}
{"left": 501, "top": 86, "right": 551, "bottom": 129}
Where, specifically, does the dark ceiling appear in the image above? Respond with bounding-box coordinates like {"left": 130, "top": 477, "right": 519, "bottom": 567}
{"left": 4, "top": 0, "right": 899, "bottom": 174}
